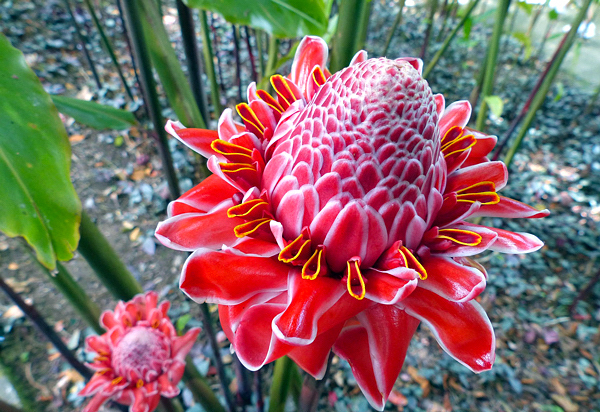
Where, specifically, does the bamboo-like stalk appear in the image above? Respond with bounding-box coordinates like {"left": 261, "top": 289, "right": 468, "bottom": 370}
{"left": 244, "top": 26, "right": 258, "bottom": 83}
{"left": 0, "top": 275, "right": 92, "bottom": 379}
{"left": 39, "top": 260, "right": 103, "bottom": 334}
{"left": 63, "top": 0, "right": 102, "bottom": 90}
{"left": 120, "top": 0, "right": 181, "bottom": 199}
{"left": 82, "top": 0, "right": 134, "bottom": 101}
{"left": 115, "top": 0, "right": 143, "bottom": 108}
{"left": 420, "top": 0, "right": 440, "bottom": 60}
{"left": 298, "top": 353, "right": 334, "bottom": 412}
{"left": 232, "top": 25, "right": 243, "bottom": 102}
{"left": 383, "top": 0, "right": 406, "bottom": 56}
{"left": 436, "top": 0, "right": 451, "bottom": 42}
{"left": 267, "top": 357, "right": 297, "bottom": 412}
{"left": 198, "top": 303, "right": 236, "bottom": 412}
{"left": 329, "top": 0, "right": 372, "bottom": 73}
{"left": 255, "top": 29, "right": 265, "bottom": 79}
{"left": 209, "top": 13, "right": 227, "bottom": 95}
{"left": 424, "top": 0, "right": 480, "bottom": 79}
{"left": 183, "top": 357, "right": 228, "bottom": 412}
{"left": 77, "top": 211, "right": 143, "bottom": 300}
{"left": 502, "top": 0, "right": 593, "bottom": 167}
{"left": 234, "top": 354, "right": 252, "bottom": 406}
{"left": 199, "top": 10, "right": 223, "bottom": 116}
{"left": 474, "top": 0, "right": 511, "bottom": 131}
{"left": 176, "top": 0, "right": 209, "bottom": 124}
{"left": 254, "top": 368, "right": 264, "bottom": 412}
{"left": 266, "top": 35, "right": 279, "bottom": 76}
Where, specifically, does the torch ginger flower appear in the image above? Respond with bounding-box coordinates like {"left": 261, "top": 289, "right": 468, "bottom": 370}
{"left": 79, "top": 292, "right": 200, "bottom": 412}
{"left": 155, "top": 36, "right": 547, "bottom": 409}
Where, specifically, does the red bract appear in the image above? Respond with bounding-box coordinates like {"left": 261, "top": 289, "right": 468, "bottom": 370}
{"left": 79, "top": 292, "right": 200, "bottom": 412}
{"left": 155, "top": 36, "right": 547, "bottom": 410}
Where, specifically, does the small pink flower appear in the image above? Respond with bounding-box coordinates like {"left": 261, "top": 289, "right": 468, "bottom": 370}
{"left": 156, "top": 36, "right": 547, "bottom": 410}
{"left": 79, "top": 292, "right": 200, "bottom": 412}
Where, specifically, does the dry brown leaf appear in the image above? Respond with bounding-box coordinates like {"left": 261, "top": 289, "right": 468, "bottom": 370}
{"left": 551, "top": 394, "right": 579, "bottom": 412}
{"left": 407, "top": 365, "right": 431, "bottom": 398}
{"left": 550, "top": 377, "right": 567, "bottom": 395}
{"left": 129, "top": 227, "right": 141, "bottom": 241}
{"left": 8, "top": 262, "right": 19, "bottom": 270}
{"left": 130, "top": 168, "right": 146, "bottom": 181}
{"left": 68, "top": 134, "right": 85, "bottom": 143}
{"left": 3, "top": 305, "right": 25, "bottom": 319}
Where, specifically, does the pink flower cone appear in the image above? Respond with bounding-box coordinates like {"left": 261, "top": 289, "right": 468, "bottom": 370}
{"left": 155, "top": 36, "right": 548, "bottom": 410}
{"left": 79, "top": 292, "right": 200, "bottom": 412}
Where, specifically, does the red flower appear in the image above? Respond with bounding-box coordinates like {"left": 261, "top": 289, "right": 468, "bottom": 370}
{"left": 79, "top": 292, "right": 200, "bottom": 412}
{"left": 155, "top": 36, "right": 547, "bottom": 409}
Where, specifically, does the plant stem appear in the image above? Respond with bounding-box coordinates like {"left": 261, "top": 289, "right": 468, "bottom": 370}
{"left": 199, "top": 10, "right": 223, "bottom": 116}
{"left": 423, "top": 0, "right": 480, "bottom": 79}
{"left": 77, "top": 210, "right": 143, "bottom": 301}
{"left": 176, "top": 0, "right": 209, "bottom": 124}
{"left": 234, "top": 354, "right": 252, "bottom": 406}
{"left": 199, "top": 303, "right": 236, "bottom": 412}
{"left": 298, "top": 353, "right": 334, "bottom": 412}
{"left": 160, "top": 397, "right": 184, "bottom": 412}
{"left": 120, "top": 0, "right": 181, "bottom": 199}
{"left": 0, "top": 275, "right": 92, "bottom": 379}
{"left": 329, "top": 0, "right": 372, "bottom": 72}
{"left": 243, "top": 26, "right": 258, "bottom": 83}
{"left": 266, "top": 35, "right": 279, "bottom": 77}
{"left": 115, "top": 0, "right": 143, "bottom": 108}
{"left": 254, "top": 368, "right": 264, "bottom": 412}
{"left": 255, "top": 29, "right": 265, "bottom": 79}
{"left": 82, "top": 0, "right": 134, "bottom": 101}
{"left": 40, "top": 260, "right": 103, "bottom": 334}
{"left": 383, "top": 0, "right": 406, "bottom": 56}
{"left": 420, "top": 0, "right": 439, "bottom": 60}
{"left": 183, "top": 357, "right": 228, "bottom": 412}
{"left": 503, "top": 0, "right": 592, "bottom": 167}
{"left": 232, "top": 25, "right": 243, "bottom": 102}
{"left": 475, "top": 0, "right": 511, "bottom": 131}
{"left": 63, "top": 0, "right": 102, "bottom": 90}
{"left": 267, "top": 357, "right": 297, "bottom": 412}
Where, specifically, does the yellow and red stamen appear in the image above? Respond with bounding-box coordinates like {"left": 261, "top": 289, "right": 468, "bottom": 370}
{"left": 345, "top": 257, "right": 366, "bottom": 300}
{"left": 278, "top": 228, "right": 312, "bottom": 265}
{"left": 236, "top": 103, "right": 266, "bottom": 139}
{"left": 270, "top": 75, "right": 303, "bottom": 110}
{"left": 301, "top": 246, "right": 327, "bottom": 280}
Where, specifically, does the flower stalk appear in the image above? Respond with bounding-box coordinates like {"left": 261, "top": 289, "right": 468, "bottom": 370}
{"left": 175, "top": 0, "right": 209, "bottom": 123}
{"left": 329, "top": 0, "right": 372, "bottom": 72}
{"left": 0, "top": 275, "right": 92, "bottom": 379}
{"left": 475, "top": 0, "right": 511, "bottom": 130}
{"left": 199, "top": 10, "right": 223, "bottom": 116}
{"left": 183, "top": 357, "right": 228, "bottom": 412}
{"left": 82, "top": 0, "right": 134, "bottom": 101}
{"left": 502, "top": 0, "right": 593, "bottom": 167}
{"left": 383, "top": 0, "right": 406, "bottom": 56}
{"left": 423, "top": 0, "right": 480, "bottom": 79}
{"left": 120, "top": 0, "right": 181, "bottom": 199}
{"left": 267, "top": 357, "right": 297, "bottom": 412}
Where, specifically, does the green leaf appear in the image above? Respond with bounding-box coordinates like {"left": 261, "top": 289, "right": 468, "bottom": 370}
{"left": 185, "top": 0, "right": 330, "bottom": 39}
{"left": 138, "top": 0, "right": 206, "bottom": 128}
{"left": 548, "top": 8, "right": 559, "bottom": 20}
{"left": 517, "top": 1, "right": 533, "bottom": 15}
{"left": 484, "top": 95, "right": 504, "bottom": 117}
{"left": 553, "top": 82, "right": 564, "bottom": 101}
{"left": 512, "top": 31, "right": 533, "bottom": 59}
{"left": 176, "top": 314, "right": 192, "bottom": 334}
{"left": 51, "top": 95, "right": 137, "bottom": 130}
{"left": 0, "top": 35, "right": 81, "bottom": 270}
{"left": 463, "top": 16, "right": 473, "bottom": 39}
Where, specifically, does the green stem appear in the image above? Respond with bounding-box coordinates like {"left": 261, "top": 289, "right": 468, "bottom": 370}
{"left": 183, "top": 357, "right": 228, "bottom": 412}
{"left": 82, "top": 0, "right": 134, "bottom": 101}
{"left": 199, "top": 10, "right": 223, "bottom": 116}
{"left": 420, "top": 0, "right": 440, "bottom": 60}
{"left": 266, "top": 35, "right": 279, "bottom": 76}
{"left": 329, "top": 0, "right": 372, "bottom": 73}
{"left": 423, "top": 0, "right": 480, "bottom": 79}
{"left": 120, "top": 0, "right": 180, "bottom": 199}
{"left": 41, "top": 260, "right": 103, "bottom": 334}
{"left": 383, "top": 0, "right": 406, "bottom": 56}
{"left": 256, "top": 29, "right": 265, "bottom": 79}
{"left": 503, "top": 0, "right": 593, "bottom": 167}
{"left": 475, "top": 0, "right": 511, "bottom": 131}
{"left": 268, "top": 357, "right": 297, "bottom": 412}
{"left": 77, "top": 210, "right": 143, "bottom": 301}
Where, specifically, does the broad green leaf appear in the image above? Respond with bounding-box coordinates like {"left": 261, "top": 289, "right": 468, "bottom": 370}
{"left": 51, "top": 95, "right": 137, "bottom": 130}
{"left": 548, "top": 8, "right": 559, "bottom": 20}
{"left": 517, "top": 1, "right": 533, "bottom": 15}
{"left": 484, "top": 95, "right": 504, "bottom": 117}
{"left": 185, "top": 0, "right": 330, "bottom": 39}
{"left": 0, "top": 35, "right": 81, "bottom": 270}
{"left": 512, "top": 31, "right": 533, "bottom": 59}
{"left": 138, "top": 0, "right": 206, "bottom": 128}
{"left": 463, "top": 16, "right": 473, "bottom": 39}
